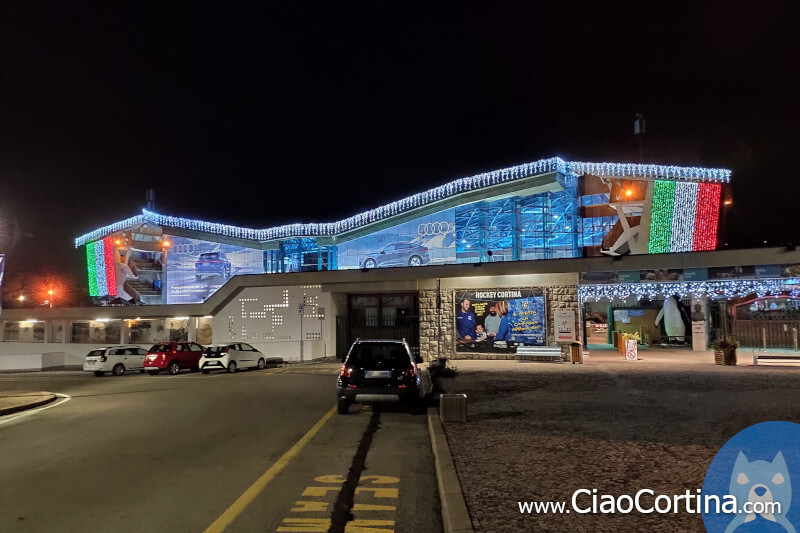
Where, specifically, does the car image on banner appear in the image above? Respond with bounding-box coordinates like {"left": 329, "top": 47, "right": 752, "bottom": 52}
{"left": 165, "top": 235, "right": 266, "bottom": 304}
{"left": 337, "top": 209, "right": 456, "bottom": 270}
{"left": 455, "top": 288, "right": 546, "bottom": 353}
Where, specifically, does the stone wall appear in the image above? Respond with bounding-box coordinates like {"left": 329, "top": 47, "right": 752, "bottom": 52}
{"left": 419, "top": 288, "right": 455, "bottom": 361}
{"left": 418, "top": 285, "right": 579, "bottom": 361}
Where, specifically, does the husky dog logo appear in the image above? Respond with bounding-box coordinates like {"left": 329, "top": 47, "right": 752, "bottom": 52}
{"left": 703, "top": 422, "right": 800, "bottom": 533}
{"left": 725, "top": 451, "right": 795, "bottom": 533}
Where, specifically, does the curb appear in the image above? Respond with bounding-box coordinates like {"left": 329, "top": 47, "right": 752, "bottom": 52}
{"left": 428, "top": 407, "right": 475, "bottom": 533}
{"left": 0, "top": 393, "right": 57, "bottom": 417}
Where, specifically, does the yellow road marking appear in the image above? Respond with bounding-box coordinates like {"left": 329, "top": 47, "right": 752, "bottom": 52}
{"left": 352, "top": 503, "right": 396, "bottom": 511}
{"left": 277, "top": 518, "right": 330, "bottom": 532}
{"left": 203, "top": 406, "right": 337, "bottom": 533}
{"left": 345, "top": 520, "right": 395, "bottom": 532}
{"left": 354, "top": 487, "right": 399, "bottom": 498}
{"left": 291, "top": 501, "right": 330, "bottom": 512}
{"left": 302, "top": 486, "right": 340, "bottom": 497}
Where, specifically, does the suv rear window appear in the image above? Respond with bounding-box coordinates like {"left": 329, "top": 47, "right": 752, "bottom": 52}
{"left": 150, "top": 343, "right": 172, "bottom": 353}
{"left": 198, "top": 252, "right": 220, "bottom": 260}
{"left": 87, "top": 349, "right": 105, "bottom": 357}
{"left": 205, "top": 346, "right": 230, "bottom": 357}
{"left": 346, "top": 343, "right": 410, "bottom": 366}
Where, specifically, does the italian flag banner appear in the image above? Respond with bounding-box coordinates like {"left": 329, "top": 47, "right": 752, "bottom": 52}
{"left": 648, "top": 180, "right": 721, "bottom": 253}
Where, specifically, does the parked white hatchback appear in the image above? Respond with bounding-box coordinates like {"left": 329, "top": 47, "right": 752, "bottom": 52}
{"left": 83, "top": 345, "right": 149, "bottom": 377}
{"left": 199, "top": 343, "right": 267, "bottom": 374}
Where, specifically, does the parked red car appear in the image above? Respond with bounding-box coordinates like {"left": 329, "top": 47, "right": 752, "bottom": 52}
{"left": 144, "top": 342, "right": 206, "bottom": 375}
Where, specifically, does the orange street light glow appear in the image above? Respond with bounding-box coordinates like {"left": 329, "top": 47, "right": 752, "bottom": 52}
{"left": 625, "top": 189, "right": 633, "bottom": 197}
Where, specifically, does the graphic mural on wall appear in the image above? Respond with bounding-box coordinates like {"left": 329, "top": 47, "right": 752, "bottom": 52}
{"left": 455, "top": 288, "right": 546, "bottom": 353}
{"left": 337, "top": 209, "right": 456, "bottom": 270}
{"left": 165, "top": 235, "right": 266, "bottom": 304}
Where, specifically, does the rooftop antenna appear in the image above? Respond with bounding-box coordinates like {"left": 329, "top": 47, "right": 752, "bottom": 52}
{"left": 634, "top": 113, "right": 646, "bottom": 162}
{"left": 145, "top": 189, "right": 155, "bottom": 211}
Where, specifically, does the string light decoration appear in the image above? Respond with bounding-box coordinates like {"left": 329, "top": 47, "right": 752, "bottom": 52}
{"left": 94, "top": 239, "right": 108, "bottom": 295}
{"left": 669, "top": 182, "right": 698, "bottom": 252}
{"left": 648, "top": 180, "right": 722, "bottom": 253}
{"left": 75, "top": 214, "right": 146, "bottom": 248}
{"left": 74, "top": 157, "right": 732, "bottom": 247}
{"left": 103, "top": 236, "right": 117, "bottom": 297}
{"left": 693, "top": 182, "right": 721, "bottom": 251}
{"left": 648, "top": 180, "right": 675, "bottom": 253}
{"left": 86, "top": 241, "right": 98, "bottom": 297}
{"left": 579, "top": 279, "right": 800, "bottom": 302}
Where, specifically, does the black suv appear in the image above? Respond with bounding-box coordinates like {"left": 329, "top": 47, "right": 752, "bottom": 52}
{"left": 336, "top": 339, "right": 423, "bottom": 414}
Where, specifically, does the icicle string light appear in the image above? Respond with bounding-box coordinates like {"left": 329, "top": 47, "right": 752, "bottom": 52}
{"left": 74, "top": 157, "right": 732, "bottom": 247}
{"left": 579, "top": 279, "right": 800, "bottom": 302}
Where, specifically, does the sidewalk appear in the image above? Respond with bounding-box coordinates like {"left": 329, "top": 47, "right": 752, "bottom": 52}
{"left": 0, "top": 391, "right": 57, "bottom": 416}
{"left": 439, "top": 349, "right": 800, "bottom": 532}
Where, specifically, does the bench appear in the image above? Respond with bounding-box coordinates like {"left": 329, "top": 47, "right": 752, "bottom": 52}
{"left": 517, "top": 346, "right": 563, "bottom": 363}
{"left": 753, "top": 351, "right": 800, "bottom": 366}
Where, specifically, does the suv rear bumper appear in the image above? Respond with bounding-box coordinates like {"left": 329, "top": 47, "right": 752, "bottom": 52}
{"left": 337, "top": 385, "right": 419, "bottom": 404}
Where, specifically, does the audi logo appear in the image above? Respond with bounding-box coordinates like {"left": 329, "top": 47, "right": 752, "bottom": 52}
{"left": 171, "top": 244, "right": 196, "bottom": 255}
{"left": 417, "top": 221, "right": 454, "bottom": 236}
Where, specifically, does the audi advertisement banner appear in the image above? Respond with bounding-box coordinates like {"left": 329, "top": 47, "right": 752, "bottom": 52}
{"left": 455, "top": 288, "right": 546, "bottom": 353}
{"left": 336, "top": 208, "right": 456, "bottom": 270}
{"left": 165, "top": 235, "right": 265, "bottom": 304}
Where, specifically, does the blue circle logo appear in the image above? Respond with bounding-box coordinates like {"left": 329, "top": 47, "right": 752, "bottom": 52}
{"left": 703, "top": 421, "right": 800, "bottom": 532}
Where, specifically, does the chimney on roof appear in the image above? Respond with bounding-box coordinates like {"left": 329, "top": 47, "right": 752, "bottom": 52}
{"left": 145, "top": 189, "right": 155, "bottom": 211}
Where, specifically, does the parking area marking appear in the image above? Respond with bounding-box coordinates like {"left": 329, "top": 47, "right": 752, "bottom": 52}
{"left": 277, "top": 473, "right": 399, "bottom": 532}
{"left": 203, "top": 406, "right": 337, "bottom": 533}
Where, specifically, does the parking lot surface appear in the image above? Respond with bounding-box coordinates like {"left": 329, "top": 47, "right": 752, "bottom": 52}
{"left": 444, "top": 351, "right": 800, "bottom": 532}
{"left": 0, "top": 364, "right": 441, "bottom": 532}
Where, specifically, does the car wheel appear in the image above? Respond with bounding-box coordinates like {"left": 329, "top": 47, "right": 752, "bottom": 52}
{"left": 112, "top": 363, "right": 125, "bottom": 376}
{"left": 364, "top": 258, "right": 376, "bottom": 269}
{"left": 168, "top": 361, "right": 180, "bottom": 375}
{"left": 257, "top": 357, "right": 266, "bottom": 370}
{"left": 93, "top": 371, "right": 105, "bottom": 377}
{"left": 227, "top": 361, "right": 237, "bottom": 373}
{"left": 408, "top": 255, "right": 422, "bottom": 266}
{"left": 201, "top": 369, "right": 210, "bottom": 375}
{"left": 337, "top": 397, "right": 351, "bottom": 414}
{"left": 148, "top": 370, "right": 159, "bottom": 376}
{"left": 195, "top": 275, "right": 202, "bottom": 281}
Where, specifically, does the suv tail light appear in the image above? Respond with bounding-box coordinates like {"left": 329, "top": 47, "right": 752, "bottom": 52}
{"left": 340, "top": 365, "right": 352, "bottom": 378}
{"left": 403, "top": 365, "right": 416, "bottom": 378}
{"left": 222, "top": 346, "right": 229, "bottom": 354}
{"left": 100, "top": 355, "right": 107, "bottom": 363}
{"left": 423, "top": 247, "right": 428, "bottom": 253}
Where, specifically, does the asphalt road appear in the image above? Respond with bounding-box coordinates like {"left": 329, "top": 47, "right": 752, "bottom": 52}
{"left": 0, "top": 366, "right": 442, "bottom": 533}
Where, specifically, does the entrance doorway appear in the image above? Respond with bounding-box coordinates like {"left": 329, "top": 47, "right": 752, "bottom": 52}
{"left": 336, "top": 293, "right": 420, "bottom": 357}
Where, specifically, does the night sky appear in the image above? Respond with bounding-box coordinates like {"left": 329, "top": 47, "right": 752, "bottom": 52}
{"left": 1, "top": 3, "right": 798, "bottom": 302}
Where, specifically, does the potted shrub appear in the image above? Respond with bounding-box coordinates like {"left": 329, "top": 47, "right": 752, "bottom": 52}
{"left": 428, "top": 357, "right": 459, "bottom": 393}
{"left": 711, "top": 338, "right": 740, "bottom": 366}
